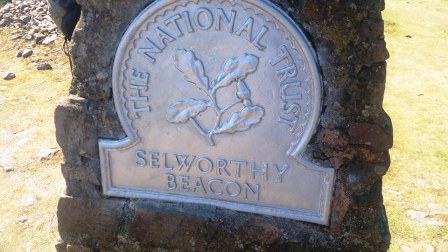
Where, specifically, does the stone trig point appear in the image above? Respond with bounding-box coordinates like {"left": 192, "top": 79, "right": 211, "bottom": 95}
{"left": 55, "top": 0, "right": 392, "bottom": 251}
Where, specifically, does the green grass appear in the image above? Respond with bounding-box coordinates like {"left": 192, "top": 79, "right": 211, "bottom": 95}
{"left": 382, "top": 0, "right": 448, "bottom": 251}
{"left": 0, "top": 0, "right": 10, "bottom": 6}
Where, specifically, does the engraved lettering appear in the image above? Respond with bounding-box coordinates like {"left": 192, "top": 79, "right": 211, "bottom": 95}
{"left": 180, "top": 175, "right": 190, "bottom": 191}
{"left": 276, "top": 64, "right": 298, "bottom": 84}
{"left": 270, "top": 45, "right": 294, "bottom": 66}
{"left": 216, "top": 158, "right": 231, "bottom": 177}
{"left": 175, "top": 154, "right": 196, "bottom": 171}
{"left": 196, "top": 157, "right": 213, "bottom": 174}
{"left": 166, "top": 173, "right": 177, "bottom": 189}
{"left": 129, "top": 83, "right": 148, "bottom": 90}
{"left": 224, "top": 180, "right": 241, "bottom": 197}
{"left": 155, "top": 27, "right": 175, "bottom": 49}
{"left": 272, "top": 164, "right": 289, "bottom": 183}
{"left": 129, "top": 83, "right": 148, "bottom": 91}
{"left": 163, "top": 152, "right": 175, "bottom": 170}
{"left": 194, "top": 7, "right": 214, "bottom": 30}
{"left": 138, "top": 37, "right": 162, "bottom": 63}
{"left": 235, "top": 17, "right": 269, "bottom": 51}
{"left": 281, "top": 81, "right": 302, "bottom": 117}
{"left": 164, "top": 14, "right": 184, "bottom": 37}
{"left": 244, "top": 183, "right": 260, "bottom": 200}
{"left": 135, "top": 150, "right": 147, "bottom": 167}
{"left": 251, "top": 25, "right": 269, "bottom": 51}
{"left": 208, "top": 179, "right": 223, "bottom": 195}
{"left": 130, "top": 69, "right": 150, "bottom": 84}
{"left": 191, "top": 176, "right": 207, "bottom": 193}
{"left": 231, "top": 160, "right": 247, "bottom": 178}
{"left": 283, "top": 102, "right": 301, "bottom": 117}
{"left": 130, "top": 90, "right": 149, "bottom": 102}
{"left": 251, "top": 162, "right": 268, "bottom": 181}
{"left": 131, "top": 103, "right": 151, "bottom": 119}
{"left": 235, "top": 17, "right": 254, "bottom": 42}
{"left": 281, "top": 81, "right": 302, "bottom": 101}
{"left": 215, "top": 8, "right": 236, "bottom": 32}
{"left": 150, "top": 151, "right": 160, "bottom": 168}
{"left": 278, "top": 116, "right": 299, "bottom": 132}
{"left": 182, "top": 11, "right": 195, "bottom": 33}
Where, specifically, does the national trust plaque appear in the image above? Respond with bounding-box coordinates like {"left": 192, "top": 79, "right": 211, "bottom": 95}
{"left": 100, "top": 0, "right": 335, "bottom": 225}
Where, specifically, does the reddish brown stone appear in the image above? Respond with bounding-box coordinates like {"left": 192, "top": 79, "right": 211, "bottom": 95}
{"left": 240, "top": 219, "right": 281, "bottom": 245}
{"left": 129, "top": 205, "right": 219, "bottom": 251}
{"left": 330, "top": 156, "right": 351, "bottom": 170}
{"left": 318, "top": 128, "right": 349, "bottom": 148}
{"left": 57, "top": 197, "right": 125, "bottom": 249}
{"left": 348, "top": 123, "right": 393, "bottom": 152}
{"left": 330, "top": 183, "right": 351, "bottom": 233}
{"left": 345, "top": 160, "right": 390, "bottom": 196}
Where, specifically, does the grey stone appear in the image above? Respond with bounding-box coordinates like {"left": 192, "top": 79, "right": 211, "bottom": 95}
{"left": 428, "top": 203, "right": 448, "bottom": 216}
{"left": 17, "top": 216, "right": 28, "bottom": 223}
{"left": 16, "top": 50, "right": 22, "bottom": 57}
{"left": 22, "top": 49, "right": 33, "bottom": 58}
{"left": 35, "top": 147, "right": 60, "bottom": 161}
{"left": 36, "top": 62, "right": 52, "bottom": 70}
{"left": 21, "top": 195, "right": 36, "bottom": 207}
{"left": 407, "top": 209, "right": 444, "bottom": 226}
{"left": 0, "top": 19, "right": 10, "bottom": 28}
{"left": 11, "top": 34, "right": 22, "bottom": 40}
{"left": 17, "top": 137, "right": 29, "bottom": 146}
{"left": 407, "top": 210, "right": 428, "bottom": 220}
{"left": 3, "top": 72, "right": 15, "bottom": 80}
{"left": 18, "top": 15, "right": 31, "bottom": 24}
{"left": 34, "top": 33, "right": 46, "bottom": 43}
{"left": 1, "top": 156, "right": 15, "bottom": 172}
{"left": 42, "top": 34, "right": 57, "bottom": 45}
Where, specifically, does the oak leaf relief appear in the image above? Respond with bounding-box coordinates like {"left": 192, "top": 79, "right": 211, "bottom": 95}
{"left": 167, "top": 49, "right": 265, "bottom": 146}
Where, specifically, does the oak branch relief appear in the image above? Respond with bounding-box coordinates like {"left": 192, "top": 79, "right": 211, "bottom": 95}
{"left": 166, "top": 49, "right": 265, "bottom": 146}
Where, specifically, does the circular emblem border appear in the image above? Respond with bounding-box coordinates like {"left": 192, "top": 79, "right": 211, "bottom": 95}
{"left": 112, "top": 0, "right": 322, "bottom": 157}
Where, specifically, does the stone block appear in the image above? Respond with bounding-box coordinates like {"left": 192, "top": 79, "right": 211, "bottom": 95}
{"left": 129, "top": 202, "right": 219, "bottom": 251}
{"left": 57, "top": 197, "right": 125, "bottom": 249}
{"left": 348, "top": 122, "right": 393, "bottom": 152}
{"left": 55, "top": 96, "right": 98, "bottom": 158}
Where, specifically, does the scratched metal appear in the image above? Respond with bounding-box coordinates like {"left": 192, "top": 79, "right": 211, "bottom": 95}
{"left": 100, "top": 0, "right": 335, "bottom": 225}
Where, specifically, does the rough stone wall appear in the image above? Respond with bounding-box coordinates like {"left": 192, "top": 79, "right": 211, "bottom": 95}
{"left": 55, "top": 0, "right": 392, "bottom": 251}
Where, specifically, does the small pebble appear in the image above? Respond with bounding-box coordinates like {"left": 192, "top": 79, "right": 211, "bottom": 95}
{"left": 3, "top": 72, "right": 16, "bottom": 80}
{"left": 17, "top": 216, "right": 28, "bottom": 223}
{"left": 36, "top": 62, "right": 52, "bottom": 70}
{"left": 22, "top": 49, "right": 33, "bottom": 58}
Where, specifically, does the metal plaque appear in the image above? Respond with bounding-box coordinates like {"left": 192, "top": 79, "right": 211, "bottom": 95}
{"left": 100, "top": 0, "right": 335, "bottom": 225}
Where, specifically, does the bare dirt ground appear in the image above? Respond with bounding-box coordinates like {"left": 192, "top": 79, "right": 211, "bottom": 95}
{"left": 0, "top": 0, "right": 446, "bottom": 251}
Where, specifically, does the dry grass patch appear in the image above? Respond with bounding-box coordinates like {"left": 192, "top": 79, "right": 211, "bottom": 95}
{"left": 0, "top": 29, "right": 70, "bottom": 251}
{"left": 383, "top": 0, "right": 448, "bottom": 251}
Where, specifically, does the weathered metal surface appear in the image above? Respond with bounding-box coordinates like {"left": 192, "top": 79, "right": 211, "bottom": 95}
{"left": 100, "top": 0, "right": 335, "bottom": 225}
